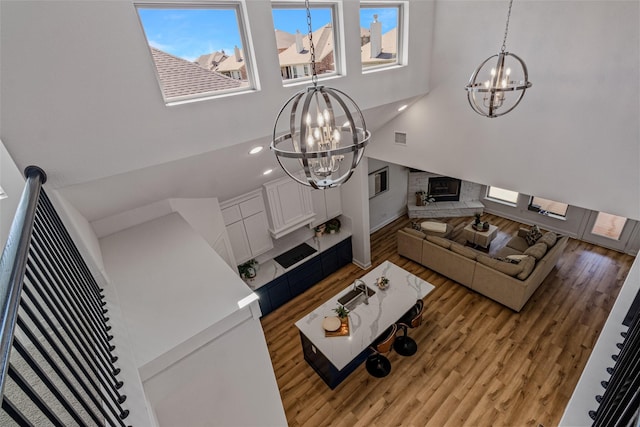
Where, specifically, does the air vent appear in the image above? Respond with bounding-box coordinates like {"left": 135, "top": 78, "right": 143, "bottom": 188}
{"left": 395, "top": 131, "right": 407, "bottom": 145}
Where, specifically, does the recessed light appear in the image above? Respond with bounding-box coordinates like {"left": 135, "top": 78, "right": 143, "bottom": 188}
{"left": 398, "top": 104, "right": 408, "bottom": 112}
{"left": 263, "top": 169, "right": 273, "bottom": 175}
{"left": 249, "top": 146, "right": 263, "bottom": 155}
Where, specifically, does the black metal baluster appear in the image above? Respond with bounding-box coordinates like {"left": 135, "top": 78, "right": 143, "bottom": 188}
{"left": 21, "top": 280, "right": 129, "bottom": 422}
{"left": 18, "top": 310, "right": 107, "bottom": 424}
{"left": 24, "top": 267, "right": 128, "bottom": 408}
{"left": 38, "top": 192, "right": 104, "bottom": 297}
{"left": 27, "top": 254, "right": 120, "bottom": 377}
{"left": 11, "top": 337, "right": 90, "bottom": 427}
{"left": 2, "top": 396, "right": 33, "bottom": 427}
{"left": 7, "top": 363, "right": 66, "bottom": 427}
{"left": 29, "top": 234, "right": 114, "bottom": 356}
{"left": 33, "top": 209, "right": 108, "bottom": 325}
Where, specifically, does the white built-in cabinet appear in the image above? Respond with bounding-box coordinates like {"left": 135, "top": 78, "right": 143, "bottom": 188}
{"left": 220, "top": 190, "right": 273, "bottom": 265}
{"left": 263, "top": 175, "right": 315, "bottom": 239}
{"left": 310, "top": 188, "right": 342, "bottom": 227}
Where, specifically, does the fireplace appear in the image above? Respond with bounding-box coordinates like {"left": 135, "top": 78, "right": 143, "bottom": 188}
{"left": 427, "top": 177, "right": 462, "bottom": 202}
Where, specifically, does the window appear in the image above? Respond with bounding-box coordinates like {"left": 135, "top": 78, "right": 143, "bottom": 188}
{"left": 591, "top": 212, "right": 627, "bottom": 240}
{"left": 360, "top": 4, "right": 401, "bottom": 70}
{"left": 136, "top": 4, "right": 254, "bottom": 103}
{"left": 486, "top": 186, "right": 518, "bottom": 204}
{"left": 272, "top": 4, "right": 338, "bottom": 83}
{"left": 529, "top": 196, "right": 568, "bottom": 217}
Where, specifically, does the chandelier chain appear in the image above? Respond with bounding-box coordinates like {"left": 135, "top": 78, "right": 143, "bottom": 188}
{"left": 305, "top": 0, "right": 318, "bottom": 87}
{"left": 501, "top": 0, "right": 514, "bottom": 52}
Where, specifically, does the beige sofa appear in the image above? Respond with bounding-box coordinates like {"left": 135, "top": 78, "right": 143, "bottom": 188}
{"left": 398, "top": 227, "right": 568, "bottom": 312}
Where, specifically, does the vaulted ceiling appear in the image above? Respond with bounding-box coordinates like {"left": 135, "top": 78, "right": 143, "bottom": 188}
{"left": 1, "top": 0, "right": 638, "bottom": 222}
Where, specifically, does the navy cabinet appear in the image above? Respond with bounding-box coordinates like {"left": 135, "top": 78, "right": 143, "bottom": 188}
{"left": 320, "top": 247, "right": 339, "bottom": 276}
{"left": 336, "top": 237, "right": 352, "bottom": 268}
{"left": 267, "top": 276, "right": 291, "bottom": 310}
{"left": 288, "top": 256, "right": 323, "bottom": 298}
{"left": 258, "top": 237, "right": 352, "bottom": 318}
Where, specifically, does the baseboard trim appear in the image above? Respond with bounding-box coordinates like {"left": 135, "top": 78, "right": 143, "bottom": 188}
{"left": 370, "top": 210, "right": 407, "bottom": 234}
{"left": 351, "top": 259, "right": 372, "bottom": 270}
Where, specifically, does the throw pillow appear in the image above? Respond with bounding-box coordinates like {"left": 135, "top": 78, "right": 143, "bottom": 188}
{"left": 537, "top": 231, "right": 557, "bottom": 248}
{"left": 524, "top": 242, "right": 547, "bottom": 260}
{"left": 497, "top": 257, "right": 520, "bottom": 264}
{"left": 525, "top": 225, "right": 543, "bottom": 245}
{"left": 507, "top": 254, "right": 529, "bottom": 262}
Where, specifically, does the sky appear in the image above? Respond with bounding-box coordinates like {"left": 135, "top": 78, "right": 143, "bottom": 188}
{"left": 137, "top": 6, "right": 397, "bottom": 62}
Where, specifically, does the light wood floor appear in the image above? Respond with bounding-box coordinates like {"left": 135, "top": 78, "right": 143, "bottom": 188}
{"left": 260, "top": 214, "right": 635, "bottom": 427}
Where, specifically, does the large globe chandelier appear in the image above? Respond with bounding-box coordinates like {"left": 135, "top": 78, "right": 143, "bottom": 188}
{"left": 465, "top": 0, "right": 532, "bottom": 118}
{"left": 271, "top": 0, "right": 370, "bottom": 189}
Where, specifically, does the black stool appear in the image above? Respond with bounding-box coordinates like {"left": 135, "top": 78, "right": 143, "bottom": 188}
{"left": 366, "top": 324, "right": 397, "bottom": 378}
{"left": 394, "top": 300, "right": 424, "bottom": 356}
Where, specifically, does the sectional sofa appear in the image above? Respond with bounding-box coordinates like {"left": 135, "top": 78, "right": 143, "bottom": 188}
{"left": 397, "top": 226, "right": 569, "bottom": 312}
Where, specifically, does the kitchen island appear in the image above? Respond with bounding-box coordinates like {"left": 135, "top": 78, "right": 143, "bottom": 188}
{"left": 295, "top": 261, "right": 435, "bottom": 389}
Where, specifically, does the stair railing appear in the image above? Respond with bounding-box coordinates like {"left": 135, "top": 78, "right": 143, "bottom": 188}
{"left": 0, "top": 166, "right": 131, "bottom": 426}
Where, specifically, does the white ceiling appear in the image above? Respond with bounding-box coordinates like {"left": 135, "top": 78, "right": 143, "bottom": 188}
{"left": 1, "top": 0, "right": 638, "bottom": 222}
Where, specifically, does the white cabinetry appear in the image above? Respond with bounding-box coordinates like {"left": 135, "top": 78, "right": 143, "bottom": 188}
{"left": 310, "top": 188, "right": 342, "bottom": 227}
{"left": 263, "top": 175, "right": 315, "bottom": 239}
{"left": 220, "top": 190, "right": 273, "bottom": 265}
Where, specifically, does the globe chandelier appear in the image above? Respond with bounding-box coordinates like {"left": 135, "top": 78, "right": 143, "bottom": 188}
{"left": 271, "top": 0, "right": 370, "bottom": 189}
{"left": 465, "top": 0, "right": 532, "bottom": 118}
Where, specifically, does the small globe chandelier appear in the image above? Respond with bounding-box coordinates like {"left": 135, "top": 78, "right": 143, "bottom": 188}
{"left": 271, "top": 0, "right": 370, "bottom": 189}
{"left": 465, "top": 0, "right": 532, "bottom": 118}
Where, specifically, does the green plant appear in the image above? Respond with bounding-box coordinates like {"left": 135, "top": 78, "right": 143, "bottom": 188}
{"left": 326, "top": 218, "right": 341, "bottom": 233}
{"left": 238, "top": 259, "right": 258, "bottom": 279}
{"left": 334, "top": 304, "right": 350, "bottom": 318}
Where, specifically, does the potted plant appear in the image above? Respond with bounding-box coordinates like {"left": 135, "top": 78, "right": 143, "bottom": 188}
{"left": 326, "top": 218, "right": 341, "bottom": 234}
{"left": 333, "top": 304, "right": 350, "bottom": 319}
{"left": 238, "top": 259, "right": 258, "bottom": 280}
{"left": 376, "top": 276, "right": 389, "bottom": 290}
{"left": 314, "top": 224, "right": 325, "bottom": 237}
{"left": 483, "top": 221, "right": 490, "bottom": 230}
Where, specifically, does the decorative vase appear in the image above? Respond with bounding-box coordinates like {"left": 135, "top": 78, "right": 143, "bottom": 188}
{"left": 483, "top": 222, "right": 490, "bottom": 230}
{"left": 416, "top": 194, "right": 424, "bottom": 206}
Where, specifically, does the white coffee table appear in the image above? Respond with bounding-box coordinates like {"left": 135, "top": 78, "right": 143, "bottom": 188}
{"left": 462, "top": 223, "right": 498, "bottom": 248}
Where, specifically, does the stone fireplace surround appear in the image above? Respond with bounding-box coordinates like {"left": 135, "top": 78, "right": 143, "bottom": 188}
{"left": 408, "top": 171, "right": 485, "bottom": 218}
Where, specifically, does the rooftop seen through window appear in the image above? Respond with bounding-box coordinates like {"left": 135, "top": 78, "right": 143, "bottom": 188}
{"left": 271, "top": 5, "right": 336, "bottom": 82}
{"left": 136, "top": 5, "right": 253, "bottom": 102}
{"left": 360, "top": 5, "right": 400, "bottom": 70}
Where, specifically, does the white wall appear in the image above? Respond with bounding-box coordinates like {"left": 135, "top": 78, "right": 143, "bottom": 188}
{"left": 366, "top": 0, "right": 640, "bottom": 221}
{"left": 1, "top": 0, "right": 435, "bottom": 223}
{"left": 368, "top": 158, "right": 408, "bottom": 233}
{"left": 482, "top": 189, "right": 640, "bottom": 255}
{"left": 0, "top": 141, "right": 26, "bottom": 250}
